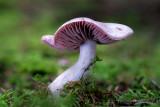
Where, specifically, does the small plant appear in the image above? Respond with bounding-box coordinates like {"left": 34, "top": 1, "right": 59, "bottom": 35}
{"left": 0, "top": 88, "right": 13, "bottom": 106}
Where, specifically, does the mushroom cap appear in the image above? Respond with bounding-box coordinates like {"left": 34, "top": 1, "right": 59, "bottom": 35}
{"left": 42, "top": 17, "right": 133, "bottom": 51}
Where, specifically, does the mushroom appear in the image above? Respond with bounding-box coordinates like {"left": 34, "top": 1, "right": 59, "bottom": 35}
{"left": 41, "top": 17, "right": 133, "bottom": 96}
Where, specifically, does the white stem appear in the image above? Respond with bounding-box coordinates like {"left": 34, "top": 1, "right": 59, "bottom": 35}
{"left": 49, "top": 40, "right": 96, "bottom": 96}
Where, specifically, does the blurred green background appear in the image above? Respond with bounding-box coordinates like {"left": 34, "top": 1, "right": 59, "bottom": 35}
{"left": 0, "top": 0, "right": 160, "bottom": 92}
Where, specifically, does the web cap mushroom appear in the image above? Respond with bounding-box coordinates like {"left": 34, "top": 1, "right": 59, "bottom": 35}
{"left": 41, "top": 17, "right": 133, "bottom": 96}
{"left": 42, "top": 17, "right": 133, "bottom": 51}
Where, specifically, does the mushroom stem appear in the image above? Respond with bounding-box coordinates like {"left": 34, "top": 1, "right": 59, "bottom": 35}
{"left": 49, "top": 40, "right": 97, "bottom": 96}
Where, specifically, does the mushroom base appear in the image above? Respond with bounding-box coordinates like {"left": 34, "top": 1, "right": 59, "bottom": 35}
{"left": 48, "top": 40, "right": 97, "bottom": 96}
